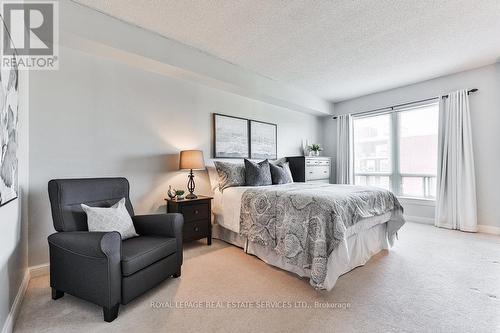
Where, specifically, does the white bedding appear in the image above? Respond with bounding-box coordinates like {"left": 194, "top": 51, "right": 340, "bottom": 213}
{"left": 212, "top": 185, "right": 263, "bottom": 233}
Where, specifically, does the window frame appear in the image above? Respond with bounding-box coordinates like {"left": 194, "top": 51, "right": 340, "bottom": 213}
{"left": 352, "top": 101, "right": 439, "bottom": 200}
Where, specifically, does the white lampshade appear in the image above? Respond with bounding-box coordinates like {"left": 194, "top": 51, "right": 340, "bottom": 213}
{"left": 179, "top": 150, "right": 205, "bottom": 170}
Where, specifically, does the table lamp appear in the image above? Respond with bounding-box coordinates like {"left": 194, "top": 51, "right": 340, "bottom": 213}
{"left": 179, "top": 150, "right": 205, "bottom": 199}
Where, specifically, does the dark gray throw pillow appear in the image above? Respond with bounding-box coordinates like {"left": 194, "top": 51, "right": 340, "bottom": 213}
{"left": 244, "top": 159, "right": 272, "bottom": 186}
{"left": 270, "top": 162, "right": 294, "bottom": 184}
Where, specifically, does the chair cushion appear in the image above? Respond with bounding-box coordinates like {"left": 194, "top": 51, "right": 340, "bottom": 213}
{"left": 121, "top": 236, "right": 177, "bottom": 276}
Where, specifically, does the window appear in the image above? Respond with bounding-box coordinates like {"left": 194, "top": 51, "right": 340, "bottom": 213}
{"left": 353, "top": 103, "right": 439, "bottom": 199}
{"left": 353, "top": 114, "right": 392, "bottom": 190}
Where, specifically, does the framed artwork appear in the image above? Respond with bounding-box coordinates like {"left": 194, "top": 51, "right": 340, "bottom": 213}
{"left": 0, "top": 18, "right": 19, "bottom": 207}
{"left": 213, "top": 114, "right": 249, "bottom": 158}
{"left": 250, "top": 120, "right": 277, "bottom": 160}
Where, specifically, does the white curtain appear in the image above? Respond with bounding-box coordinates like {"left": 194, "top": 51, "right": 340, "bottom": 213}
{"left": 435, "top": 90, "right": 477, "bottom": 232}
{"left": 336, "top": 114, "right": 353, "bottom": 184}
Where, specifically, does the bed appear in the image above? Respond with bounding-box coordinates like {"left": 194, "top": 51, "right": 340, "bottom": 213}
{"left": 208, "top": 167, "right": 405, "bottom": 291}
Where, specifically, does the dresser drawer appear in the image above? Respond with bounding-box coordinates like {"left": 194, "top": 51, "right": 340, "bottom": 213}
{"left": 306, "top": 165, "right": 330, "bottom": 181}
{"left": 305, "top": 159, "right": 330, "bottom": 167}
{"left": 181, "top": 203, "right": 209, "bottom": 222}
{"left": 183, "top": 219, "right": 209, "bottom": 242}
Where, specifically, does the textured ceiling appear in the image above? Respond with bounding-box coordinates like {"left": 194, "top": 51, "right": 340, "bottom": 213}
{"left": 74, "top": 0, "right": 500, "bottom": 102}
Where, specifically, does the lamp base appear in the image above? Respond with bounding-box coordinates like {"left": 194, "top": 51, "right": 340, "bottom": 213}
{"left": 186, "top": 193, "right": 197, "bottom": 199}
{"left": 186, "top": 169, "right": 197, "bottom": 199}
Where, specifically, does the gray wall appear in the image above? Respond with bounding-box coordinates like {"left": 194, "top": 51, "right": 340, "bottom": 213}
{"left": 27, "top": 45, "right": 322, "bottom": 266}
{"left": 323, "top": 62, "right": 500, "bottom": 228}
{"left": 0, "top": 69, "right": 29, "bottom": 332}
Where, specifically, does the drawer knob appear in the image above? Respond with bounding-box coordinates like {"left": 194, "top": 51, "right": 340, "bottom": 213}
{"left": 194, "top": 226, "right": 199, "bottom": 232}
{"left": 194, "top": 209, "right": 199, "bottom": 215}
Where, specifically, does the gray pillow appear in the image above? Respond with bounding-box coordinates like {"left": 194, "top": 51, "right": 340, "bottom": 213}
{"left": 81, "top": 198, "right": 138, "bottom": 240}
{"left": 214, "top": 161, "right": 246, "bottom": 191}
{"left": 244, "top": 159, "right": 272, "bottom": 186}
{"left": 270, "top": 162, "right": 294, "bottom": 184}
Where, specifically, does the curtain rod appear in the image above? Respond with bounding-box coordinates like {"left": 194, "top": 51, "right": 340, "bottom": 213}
{"left": 332, "top": 88, "right": 478, "bottom": 119}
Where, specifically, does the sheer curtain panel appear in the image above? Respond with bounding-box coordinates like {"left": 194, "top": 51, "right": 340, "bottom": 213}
{"left": 336, "top": 114, "right": 353, "bottom": 184}
{"left": 435, "top": 90, "right": 477, "bottom": 232}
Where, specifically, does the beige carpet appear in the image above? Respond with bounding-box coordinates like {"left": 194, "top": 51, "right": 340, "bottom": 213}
{"left": 14, "top": 223, "right": 500, "bottom": 333}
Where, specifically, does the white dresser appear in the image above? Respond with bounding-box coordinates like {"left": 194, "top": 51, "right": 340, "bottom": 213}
{"left": 286, "top": 156, "right": 332, "bottom": 184}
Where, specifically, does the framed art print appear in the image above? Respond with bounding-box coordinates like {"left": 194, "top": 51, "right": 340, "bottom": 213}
{"left": 213, "top": 114, "right": 249, "bottom": 158}
{"left": 250, "top": 120, "right": 277, "bottom": 160}
{"left": 0, "top": 16, "right": 19, "bottom": 207}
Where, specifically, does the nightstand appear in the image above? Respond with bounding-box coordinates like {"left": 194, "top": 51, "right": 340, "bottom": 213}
{"left": 165, "top": 195, "right": 213, "bottom": 245}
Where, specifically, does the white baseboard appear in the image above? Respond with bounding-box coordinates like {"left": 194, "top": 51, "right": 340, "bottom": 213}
{"left": 406, "top": 215, "right": 500, "bottom": 235}
{"left": 1, "top": 270, "right": 30, "bottom": 333}
{"left": 478, "top": 225, "right": 500, "bottom": 235}
{"left": 29, "top": 263, "right": 49, "bottom": 278}
{"left": 404, "top": 215, "right": 434, "bottom": 225}
{"left": 1, "top": 264, "right": 50, "bottom": 333}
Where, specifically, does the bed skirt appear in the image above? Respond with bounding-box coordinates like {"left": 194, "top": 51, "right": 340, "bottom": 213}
{"left": 212, "top": 221, "right": 391, "bottom": 291}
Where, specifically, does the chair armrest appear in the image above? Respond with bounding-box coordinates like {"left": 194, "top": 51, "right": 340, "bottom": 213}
{"left": 133, "top": 213, "right": 184, "bottom": 265}
{"left": 47, "top": 231, "right": 122, "bottom": 308}
{"left": 132, "top": 213, "right": 183, "bottom": 238}
{"left": 48, "top": 231, "right": 121, "bottom": 259}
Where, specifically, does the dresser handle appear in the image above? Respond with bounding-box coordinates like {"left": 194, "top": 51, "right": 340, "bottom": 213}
{"left": 194, "top": 226, "right": 199, "bottom": 232}
{"left": 194, "top": 209, "right": 199, "bottom": 215}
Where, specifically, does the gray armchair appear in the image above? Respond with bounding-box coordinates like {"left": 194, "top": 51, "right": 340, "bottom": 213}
{"left": 47, "top": 178, "right": 183, "bottom": 322}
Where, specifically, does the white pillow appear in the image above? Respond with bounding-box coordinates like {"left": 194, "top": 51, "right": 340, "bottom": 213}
{"left": 81, "top": 198, "right": 138, "bottom": 240}
{"left": 206, "top": 165, "right": 220, "bottom": 193}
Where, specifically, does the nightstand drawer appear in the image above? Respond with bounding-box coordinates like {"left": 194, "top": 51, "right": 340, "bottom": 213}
{"left": 183, "top": 220, "right": 209, "bottom": 241}
{"left": 165, "top": 195, "right": 213, "bottom": 245}
{"left": 182, "top": 203, "right": 209, "bottom": 222}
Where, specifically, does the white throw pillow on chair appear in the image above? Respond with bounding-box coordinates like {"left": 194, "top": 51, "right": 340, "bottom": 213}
{"left": 81, "top": 198, "right": 138, "bottom": 240}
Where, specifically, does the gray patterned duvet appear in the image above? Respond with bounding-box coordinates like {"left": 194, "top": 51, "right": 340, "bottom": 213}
{"left": 239, "top": 183, "right": 405, "bottom": 289}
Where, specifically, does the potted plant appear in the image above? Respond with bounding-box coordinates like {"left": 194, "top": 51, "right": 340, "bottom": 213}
{"left": 175, "top": 190, "right": 185, "bottom": 200}
{"left": 308, "top": 144, "right": 323, "bottom": 156}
